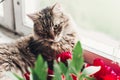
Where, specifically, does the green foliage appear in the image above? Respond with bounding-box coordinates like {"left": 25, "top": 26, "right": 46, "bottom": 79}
{"left": 53, "top": 61, "right": 62, "bottom": 80}
{"left": 9, "top": 41, "right": 99, "bottom": 80}
{"left": 8, "top": 55, "right": 47, "bottom": 80}
{"left": 53, "top": 41, "right": 89, "bottom": 80}
{"left": 71, "top": 41, "right": 84, "bottom": 74}
{"left": 31, "top": 55, "right": 47, "bottom": 80}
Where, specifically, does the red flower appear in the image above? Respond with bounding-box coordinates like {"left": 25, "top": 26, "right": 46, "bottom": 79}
{"left": 117, "top": 76, "right": 120, "bottom": 80}
{"left": 93, "top": 58, "right": 117, "bottom": 80}
{"left": 47, "top": 68, "right": 54, "bottom": 80}
{"left": 93, "top": 58, "right": 105, "bottom": 67}
{"left": 103, "top": 75, "right": 120, "bottom": 80}
{"left": 24, "top": 72, "right": 30, "bottom": 80}
{"left": 56, "top": 52, "right": 72, "bottom": 62}
{"left": 71, "top": 73, "right": 77, "bottom": 80}
{"left": 48, "top": 68, "right": 54, "bottom": 75}
{"left": 103, "top": 74, "right": 116, "bottom": 80}
{"left": 93, "top": 59, "right": 106, "bottom": 80}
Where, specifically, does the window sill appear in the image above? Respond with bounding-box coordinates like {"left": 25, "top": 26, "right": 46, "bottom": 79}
{"left": 78, "top": 27, "right": 120, "bottom": 62}
{"left": 83, "top": 49, "right": 120, "bottom": 75}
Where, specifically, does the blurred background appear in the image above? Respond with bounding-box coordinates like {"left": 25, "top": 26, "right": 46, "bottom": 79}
{"left": 0, "top": 0, "right": 120, "bottom": 61}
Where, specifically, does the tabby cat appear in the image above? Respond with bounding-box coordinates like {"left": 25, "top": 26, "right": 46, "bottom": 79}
{"left": 0, "top": 4, "right": 78, "bottom": 80}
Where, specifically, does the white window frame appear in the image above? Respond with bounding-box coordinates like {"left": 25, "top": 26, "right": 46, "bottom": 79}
{"left": 13, "top": 0, "right": 32, "bottom": 35}
{"left": 13, "top": 0, "right": 120, "bottom": 63}
{"left": 0, "top": 0, "right": 14, "bottom": 30}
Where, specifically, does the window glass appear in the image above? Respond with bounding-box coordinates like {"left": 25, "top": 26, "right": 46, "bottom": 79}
{"left": 24, "top": 0, "right": 120, "bottom": 44}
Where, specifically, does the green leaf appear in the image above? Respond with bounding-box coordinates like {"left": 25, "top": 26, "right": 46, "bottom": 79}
{"left": 73, "top": 41, "right": 83, "bottom": 55}
{"left": 64, "top": 71, "right": 72, "bottom": 80}
{"left": 70, "top": 66, "right": 78, "bottom": 74}
{"left": 71, "top": 41, "right": 84, "bottom": 73}
{"left": 53, "top": 61, "right": 62, "bottom": 80}
{"left": 58, "top": 62, "right": 74, "bottom": 80}
{"left": 82, "top": 66, "right": 101, "bottom": 76}
{"left": 66, "top": 75, "right": 72, "bottom": 80}
{"left": 79, "top": 74, "right": 85, "bottom": 80}
{"left": 31, "top": 70, "right": 40, "bottom": 80}
{"left": 59, "top": 62, "right": 68, "bottom": 74}
{"left": 32, "top": 55, "right": 47, "bottom": 80}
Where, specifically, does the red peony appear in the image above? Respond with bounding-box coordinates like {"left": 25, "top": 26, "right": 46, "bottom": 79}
{"left": 103, "top": 74, "right": 116, "bottom": 80}
{"left": 93, "top": 58, "right": 118, "bottom": 80}
{"left": 56, "top": 52, "right": 72, "bottom": 62}
{"left": 117, "top": 76, "right": 120, "bottom": 80}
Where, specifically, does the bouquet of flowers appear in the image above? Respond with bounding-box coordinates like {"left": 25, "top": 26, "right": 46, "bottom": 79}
{"left": 8, "top": 41, "right": 120, "bottom": 80}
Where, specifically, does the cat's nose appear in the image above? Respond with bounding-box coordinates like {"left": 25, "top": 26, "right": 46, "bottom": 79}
{"left": 49, "top": 32, "right": 55, "bottom": 39}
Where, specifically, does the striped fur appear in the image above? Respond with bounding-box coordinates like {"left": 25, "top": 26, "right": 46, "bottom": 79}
{"left": 0, "top": 4, "right": 78, "bottom": 80}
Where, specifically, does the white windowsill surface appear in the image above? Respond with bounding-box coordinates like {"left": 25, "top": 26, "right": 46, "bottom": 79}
{"left": 78, "top": 28, "right": 120, "bottom": 63}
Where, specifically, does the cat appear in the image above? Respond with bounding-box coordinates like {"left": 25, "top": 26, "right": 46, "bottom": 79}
{"left": 0, "top": 3, "right": 78, "bottom": 80}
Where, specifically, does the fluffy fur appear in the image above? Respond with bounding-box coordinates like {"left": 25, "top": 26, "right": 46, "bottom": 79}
{"left": 0, "top": 4, "right": 78, "bottom": 79}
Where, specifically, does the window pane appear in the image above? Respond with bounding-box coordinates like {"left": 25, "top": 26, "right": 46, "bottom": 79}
{"left": 24, "top": 0, "right": 120, "bottom": 43}
{"left": 0, "top": 2, "right": 4, "bottom": 17}
{"left": 24, "top": 0, "right": 59, "bottom": 27}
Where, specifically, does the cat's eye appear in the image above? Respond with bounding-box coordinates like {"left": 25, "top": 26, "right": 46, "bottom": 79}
{"left": 54, "top": 24, "right": 58, "bottom": 29}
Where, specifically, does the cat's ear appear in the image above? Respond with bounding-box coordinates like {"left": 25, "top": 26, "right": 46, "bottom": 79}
{"left": 52, "top": 3, "right": 63, "bottom": 14}
{"left": 27, "top": 12, "right": 41, "bottom": 21}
